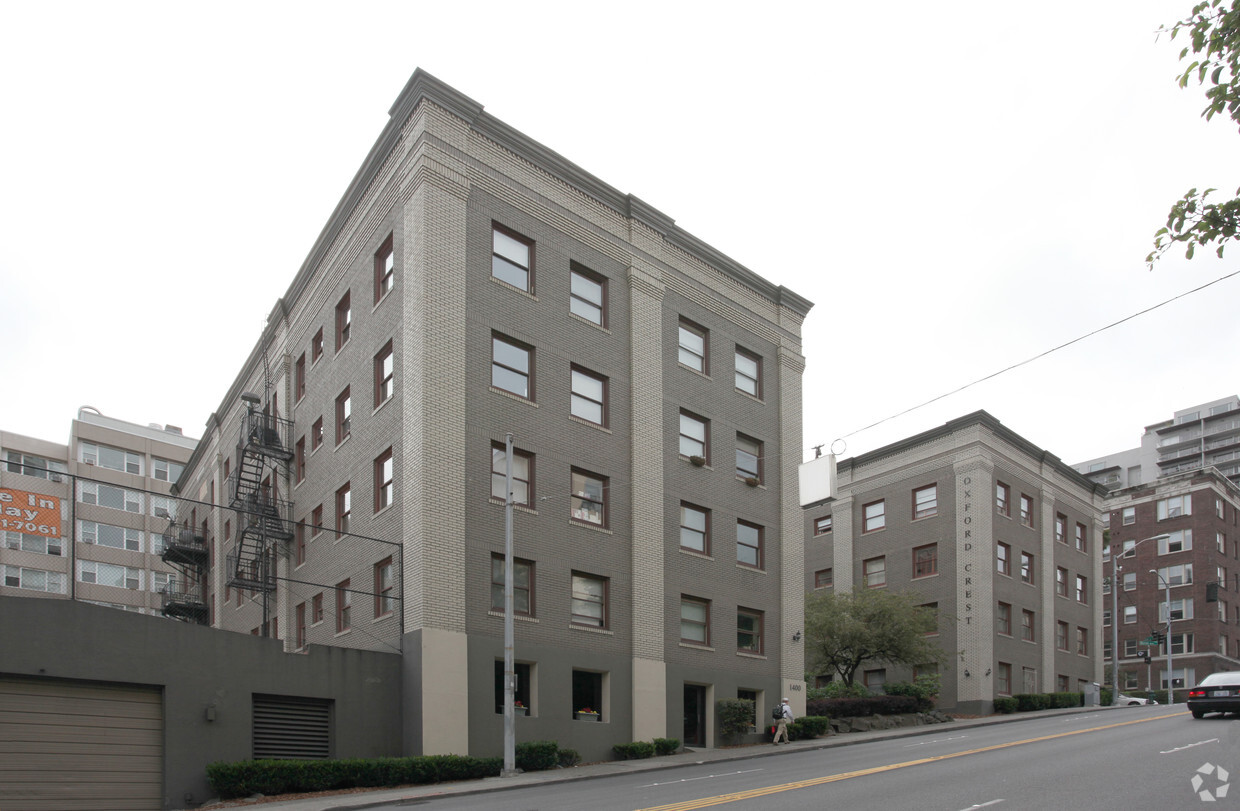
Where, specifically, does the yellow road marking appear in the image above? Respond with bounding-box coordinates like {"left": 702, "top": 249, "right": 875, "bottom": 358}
{"left": 637, "top": 712, "right": 1189, "bottom": 810}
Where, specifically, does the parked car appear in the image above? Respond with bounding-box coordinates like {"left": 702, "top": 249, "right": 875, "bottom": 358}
{"left": 1116, "top": 694, "right": 1158, "bottom": 706}
{"left": 1186, "top": 671, "right": 1240, "bottom": 718}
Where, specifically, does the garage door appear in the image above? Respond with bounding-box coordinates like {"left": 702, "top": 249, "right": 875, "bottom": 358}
{"left": 0, "top": 677, "right": 163, "bottom": 811}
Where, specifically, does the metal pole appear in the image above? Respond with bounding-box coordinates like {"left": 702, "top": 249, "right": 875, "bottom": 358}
{"left": 1110, "top": 551, "right": 1120, "bottom": 706}
{"left": 1151, "top": 569, "right": 1174, "bottom": 705}
{"left": 501, "top": 433, "right": 517, "bottom": 776}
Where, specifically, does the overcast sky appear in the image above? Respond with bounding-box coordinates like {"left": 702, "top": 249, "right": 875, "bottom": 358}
{"left": 2, "top": 1, "right": 1237, "bottom": 469}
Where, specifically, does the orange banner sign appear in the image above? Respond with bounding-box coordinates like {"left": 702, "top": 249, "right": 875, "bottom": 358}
{"left": 0, "top": 488, "right": 62, "bottom": 538}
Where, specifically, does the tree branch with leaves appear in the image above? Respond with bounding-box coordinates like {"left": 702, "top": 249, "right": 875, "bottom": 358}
{"left": 803, "top": 588, "right": 947, "bottom": 686}
{"left": 1148, "top": 0, "right": 1240, "bottom": 268}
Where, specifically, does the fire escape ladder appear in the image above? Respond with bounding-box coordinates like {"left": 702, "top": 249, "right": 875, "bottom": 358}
{"left": 158, "top": 520, "right": 210, "bottom": 624}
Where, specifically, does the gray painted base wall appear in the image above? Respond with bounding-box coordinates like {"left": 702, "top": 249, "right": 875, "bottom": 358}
{"left": 0, "top": 597, "right": 402, "bottom": 810}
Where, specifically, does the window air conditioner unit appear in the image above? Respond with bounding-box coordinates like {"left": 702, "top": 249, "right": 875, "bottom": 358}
{"left": 83, "top": 538, "right": 94, "bottom": 544}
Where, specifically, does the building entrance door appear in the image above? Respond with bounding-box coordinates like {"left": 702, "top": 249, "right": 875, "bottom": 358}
{"left": 683, "top": 684, "right": 706, "bottom": 746}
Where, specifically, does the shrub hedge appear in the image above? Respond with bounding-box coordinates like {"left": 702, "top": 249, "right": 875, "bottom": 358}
{"left": 805, "top": 694, "right": 926, "bottom": 718}
{"left": 206, "top": 755, "right": 505, "bottom": 799}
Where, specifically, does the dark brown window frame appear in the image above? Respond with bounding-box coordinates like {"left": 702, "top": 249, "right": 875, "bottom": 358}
{"left": 374, "top": 447, "right": 394, "bottom": 512}
{"left": 737, "top": 519, "right": 763, "bottom": 570}
{"left": 491, "top": 223, "right": 534, "bottom": 293}
{"left": 335, "top": 291, "right": 351, "bottom": 352}
{"left": 570, "top": 364, "right": 608, "bottom": 427}
{"left": 374, "top": 340, "right": 394, "bottom": 409}
{"left": 374, "top": 233, "right": 395, "bottom": 304}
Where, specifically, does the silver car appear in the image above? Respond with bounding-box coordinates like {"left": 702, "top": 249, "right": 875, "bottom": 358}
{"left": 1116, "top": 694, "right": 1158, "bottom": 706}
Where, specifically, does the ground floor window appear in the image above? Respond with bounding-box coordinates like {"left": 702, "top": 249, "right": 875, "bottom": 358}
{"left": 737, "top": 688, "right": 759, "bottom": 729}
{"left": 494, "top": 661, "right": 532, "bottom": 714}
{"left": 573, "top": 669, "right": 604, "bottom": 720}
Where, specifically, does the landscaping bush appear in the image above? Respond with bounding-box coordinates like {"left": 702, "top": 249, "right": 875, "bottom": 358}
{"left": 206, "top": 754, "right": 504, "bottom": 800}
{"left": 883, "top": 673, "right": 941, "bottom": 710}
{"left": 1051, "top": 691, "right": 1083, "bottom": 709}
{"left": 653, "top": 737, "right": 681, "bottom": 756}
{"left": 557, "top": 748, "right": 581, "bottom": 768}
{"left": 515, "top": 741, "right": 560, "bottom": 772}
{"left": 993, "top": 697, "right": 1018, "bottom": 714}
{"left": 716, "top": 698, "right": 757, "bottom": 743}
{"left": 1014, "top": 693, "right": 1051, "bottom": 712}
{"left": 788, "top": 715, "right": 831, "bottom": 740}
{"left": 613, "top": 741, "right": 656, "bottom": 760}
{"left": 806, "top": 694, "right": 923, "bottom": 719}
{"left": 807, "top": 681, "right": 870, "bottom": 701}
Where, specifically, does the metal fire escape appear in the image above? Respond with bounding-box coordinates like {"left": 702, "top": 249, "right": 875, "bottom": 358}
{"left": 158, "top": 519, "right": 209, "bottom": 624}
{"left": 226, "top": 391, "right": 294, "bottom": 630}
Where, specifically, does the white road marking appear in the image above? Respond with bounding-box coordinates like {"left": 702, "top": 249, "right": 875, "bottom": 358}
{"left": 959, "top": 801, "right": 1005, "bottom": 810}
{"left": 1160, "top": 738, "right": 1219, "bottom": 754}
{"left": 904, "top": 735, "right": 969, "bottom": 747}
{"left": 640, "top": 768, "right": 765, "bottom": 787}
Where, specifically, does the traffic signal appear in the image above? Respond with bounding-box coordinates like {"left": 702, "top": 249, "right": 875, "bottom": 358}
{"left": 1142, "top": 651, "right": 1151, "bottom": 664}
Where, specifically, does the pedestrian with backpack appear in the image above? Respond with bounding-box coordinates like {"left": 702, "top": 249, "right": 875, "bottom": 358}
{"left": 771, "top": 697, "right": 793, "bottom": 744}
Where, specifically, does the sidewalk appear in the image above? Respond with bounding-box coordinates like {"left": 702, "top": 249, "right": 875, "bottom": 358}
{"left": 194, "top": 705, "right": 1128, "bottom": 811}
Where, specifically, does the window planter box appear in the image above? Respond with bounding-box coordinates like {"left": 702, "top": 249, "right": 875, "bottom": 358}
{"left": 574, "top": 711, "right": 601, "bottom": 722}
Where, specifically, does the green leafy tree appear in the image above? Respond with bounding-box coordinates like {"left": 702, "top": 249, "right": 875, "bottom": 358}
{"left": 804, "top": 589, "right": 947, "bottom": 685}
{"left": 1148, "top": 0, "right": 1240, "bottom": 267}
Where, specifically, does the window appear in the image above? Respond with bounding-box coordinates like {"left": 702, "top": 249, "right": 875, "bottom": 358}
{"left": 814, "top": 515, "right": 833, "bottom": 536}
{"left": 1056, "top": 567, "right": 1068, "bottom": 597}
{"left": 570, "top": 366, "right": 608, "bottom": 426}
{"left": 913, "top": 485, "right": 938, "bottom": 519}
{"left": 736, "top": 434, "right": 762, "bottom": 482}
{"left": 814, "top": 568, "right": 833, "bottom": 589}
{"left": 374, "top": 233, "right": 394, "bottom": 303}
{"left": 863, "top": 500, "right": 886, "bottom": 533}
{"left": 570, "top": 469, "right": 606, "bottom": 526}
{"left": 3, "top": 565, "right": 66, "bottom": 593}
{"left": 571, "top": 572, "right": 607, "bottom": 628}
{"left": 335, "top": 387, "right": 351, "bottom": 444}
{"left": 1157, "top": 495, "right": 1192, "bottom": 520}
{"left": 4, "top": 452, "right": 67, "bottom": 480}
{"left": 311, "top": 416, "right": 324, "bottom": 451}
{"left": 374, "top": 448, "right": 394, "bottom": 512}
{"left": 1020, "top": 551, "right": 1034, "bottom": 584}
{"left": 79, "top": 561, "right": 141, "bottom": 590}
{"left": 295, "top": 353, "right": 306, "bottom": 401}
{"left": 680, "top": 596, "right": 710, "bottom": 644}
{"left": 491, "top": 443, "right": 533, "bottom": 507}
{"left": 919, "top": 603, "right": 939, "bottom": 635}
{"left": 1170, "top": 633, "right": 1195, "bottom": 655}
{"left": 1218, "top": 498, "right": 1226, "bottom": 519}
{"left": 495, "top": 662, "right": 534, "bottom": 715}
{"left": 1076, "top": 627, "right": 1088, "bottom": 656}
{"left": 311, "top": 504, "right": 323, "bottom": 536}
{"left": 679, "top": 410, "right": 708, "bottom": 460}
{"left": 1075, "top": 523, "right": 1087, "bottom": 552}
{"left": 737, "top": 608, "right": 763, "bottom": 654}
{"left": 997, "top": 542, "right": 1011, "bottom": 576}
{"left": 912, "top": 544, "right": 937, "bottom": 578}
{"left": 295, "top": 437, "right": 306, "bottom": 483}
{"left": 1056, "top": 621, "right": 1069, "bottom": 650}
{"left": 80, "top": 442, "right": 142, "bottom": 475}
{"left": 295, "top": 603, "right": 306, "bottom": 650}
{"left": 492, "top": 334, "right": 533, "bottom": 399}
{"left": 492, "top": 225, "right": 533, "bottom": 292}
{"left": 1123, "top": 638, "right": 1139, "bottom": 657}
{"left": 734, "top": 348, "right": 761, "bottom": 397}
{"left": 374, "top": 340, "right": 394, "bottom": 408}
{"left": 371, "top": 557, "right": 394, "bottom": 618}
{"left": 80, "top": 520, "right": 142, "bottom": 552}
{"left": 570, "top": 264, "right": 605, "bottom": 325}
{"left": 491, "top": 554, "right": 534, "bottom": 616}
{"left": 312, "top": 593, "right": 324, "bottom": 624}
{"left": 294, "top": 523, "right": 306, "bottom": 566}
{"left": 1055, "top": 514, "right": 1066, "bottom": 543}
{"left": 678, "top": 319, "right": 708, "bottom": 373}
{"left": 863, "top": 556, "right": 886, "bottom": 588}
{"left": 1123, "top": 571, "right": 1136, "bottom": 591}
{"left": 1160, "top": 598, "right": 1194, "bottom": 622}
{"left": 79, "top": 481, "right": 143, "bottom": 513}
{"left": 152, "top": 458, "right": 185, "bottom": 483}
{"left": 1075, "top": 575, "right": 1088, "bottom": 603}
{"left": 1124, "top": 605, "right": 1137, "bottom": 624}
{"left": 1020, "top": 494, "right": 1034, "bottom": 527}
{"left": 336, "top": 579, "right": 351, "bottom": 633}
{"left": 336, "top": 483, "right": 351, "bottom": 537}
{"left": 572, "top": 669, "right": 603, "bottom": 720}
{"left": 1021, "top": 609, "right": 1035, "bottom": 642}
{"left": 335, "top": 291, "right": 351, "bottom": 351}
{"left": 1157, "top": 563, "right": 1193, "bottom": 586}
{"left": 1122, "top": 506, "right": 1135, "bottom": 525}
{"left": 680, "top": 503, "right": 710, "bottom": 554}
{"left": 312, "top": 328, "right": 323, "bottom": 363}
{"left": 1158, "top": 530, "right": 1192, "bottom": 554}
{"left": 864, "top": 669, "right": 887, "bottom": 694}
{"left": 5, "top": 532, "right": 62, "bottom": 556}
{"left": 996, "top": 482, "right": 1010, "bottom": 516}
{"left": 997, "top": 602, "right": 1012, "bottom": 635}
{"left": 737, "top": 520, "right": 763, "bottom": 569}
{"left": 996, "top": 662, "right": 1012, "bottom": 695}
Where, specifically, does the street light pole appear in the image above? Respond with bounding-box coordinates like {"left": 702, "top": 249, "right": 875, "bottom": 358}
{"left": 1110, "top": 534, "right": 1169, "bottom": 706}
{"left": 1151, "top": 569, "right": 1174, "bottom": 705}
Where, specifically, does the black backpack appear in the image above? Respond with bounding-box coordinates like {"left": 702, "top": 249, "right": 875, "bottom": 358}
{"left": 772, "top": 706, "right": 783, "bottom": 721}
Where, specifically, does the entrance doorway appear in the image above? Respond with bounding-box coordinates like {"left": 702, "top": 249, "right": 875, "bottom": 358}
{"left": 683, "top": 684, "right": 706, "bottom": 746}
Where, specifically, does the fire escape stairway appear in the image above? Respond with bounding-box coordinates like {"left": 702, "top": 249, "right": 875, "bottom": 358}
{"left": 227, "top": 422, "right": 293, "bottom": 592}
{"left": 158, "top": 523, "right": 209, "bottom": 623}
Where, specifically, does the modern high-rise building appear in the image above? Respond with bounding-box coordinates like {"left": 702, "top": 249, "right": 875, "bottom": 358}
{"left": 171, "top": 69, "right": 813, "bottom": 761}
{"left": 803, "top": 411, "right": 1109, "bottom": 714}
{"left": 1, "top": 408, "right": 196, "bottom": 614}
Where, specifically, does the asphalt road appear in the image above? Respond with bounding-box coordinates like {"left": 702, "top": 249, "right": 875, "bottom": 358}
{"left": 372, "top": 706, "right": 1239, "bottom": 811}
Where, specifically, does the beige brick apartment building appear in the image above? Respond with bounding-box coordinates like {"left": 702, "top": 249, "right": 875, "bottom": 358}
{"left": 804, "top": 412, "right": 1109, "bottom": 714}
{"left": 172, "top": 69, "right": 813, "bottom": 761}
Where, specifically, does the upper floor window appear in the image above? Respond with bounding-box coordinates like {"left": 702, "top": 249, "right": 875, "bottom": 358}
{"left": 736, "top": 434, "right": 762, "bottom": 482}
{"left": 680, "top": 502, "right": 710, "bottom": 554}
{"left": 336, "top": 482, "right": 351, "bottom": 537}
{"left": 491, "top": 554, "right": 533, "bottom": 616}
{"left": 295, "top": 353, "right": 306, "bottom": 401}
{"left": 737, "top": 520, "right": 763, "bottom": 569}
{"left": 814, "top": 515, "right": 833, "bottom": 535}
{"left": 152, "top": 457, "right": 184, "bottom": 483}
{"left": 79, "top": 560, "right": 141, "bottom": 589}
{"left": 492, "top": 225, "right": 533, "bottom": 292}
{"left": 912, "top": 543, "right": 937, "bottom": 578}
{"left": 1157, "top": 563, "right": 1194, "bottom": 586}
{"left": 374, "top": 556, "right": 395, "bottom": 617}
{"left": 1020, "top": 494, "right": 1034, "bottom": 527}
{"left": 4, "top": 452, "right": 67, "bottom": 481}
{"left": 1020, "top": 551, "right": 1035, "bottom": 584}
{"left": 1075, "top": 575, "right": 1088, "bottom": 603}
{"left": 374, "top": 448, "right": 394, "bottom": 512}
{"left": 570, "top": 469, "right": 607, "bottom": 527}
{"left": 572, "top": 572, "right": 608, "bottom": 628}
{"left": 680, "top": 596, "right": 710, "bottom": 644}
{"left": 678, "top": 319, "right": 708, "bottom": 373}
{"left": 80, "top": 520, "right": 142, "bottom": 551}
{"left": 312, "top": 328, "right": 324, "bottom": 363}
{"left": 734, "top": 348, "right": 761, "bottom": 397}
{"left": 997, "top": 541, "right": 1011, "bottom": 576}
{"left": 311, "top": 416, "right": 324, "bottom": 451}
{"left": 679, "top": 411, "right": 709, "bottom": 461}
{"left": 814, "top": 568, "right": 833, "bottom": 588}
{"left": 335, "top": 387, "right": 351, "bottom": 445}
{"left": 862, "top": 500, "right": 885, "bottom": 533}
{"left": 570, "top": 264, "right": 606, "bottom": 325}
{"left": 1158, "top": 530, "right": 1193, "bottom": 555}
{"left": 374, "top": 340, "right": 394, "bottom": 408}
{"left": 80, "top": 442, "right": 142, "bottom": 475}
{"left": 737, "top": 608, "right": 763, "bottom": 654}
{"left": 570, "top": 366, "right": 608, "bottom": 426}
{"left": 374, "top": 234, "right": 395, "bottom": 303}
{"left": 1121, "top": 506, "right": 1136, "bottom": 525}
{"left": 1074, "top": 523, "right": 1087, "bottom": 552}
{"left": 492, "top": 334, "right": 533, "bottom": 399}
{"left": 5, "top": 531, "right": 62, "bottom": 556}
{"left": 863, "top": 556, "right": 886, "bottom": 588}
{"left": 1055, "top": 514, "right": 1067, "bottom": 543}
{"left": 491, "top": 443, "right": 533, "bottom": 507}
{"left": 4, "top": 565, "right": 66, "bottom": 593}
{"left": 1157, "top": 495, "right": 1193, "bottom": 520}
{"left": 996, "top": 482, "right": 1010, "bottom": 516}
{"left": 79, "top": 481, "right": 143, "bottom": 513}
{"left": 913, "top": 484, "right": 937, "bottom": 519}
{"left": 1056, "top": 566, "right": 1068, "bottom": 597}
{"left": 335, "top": 291, "right": 351, "bottom": 351}
{"left": 336, "top": 579, "right": 352, "bottom": 633}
